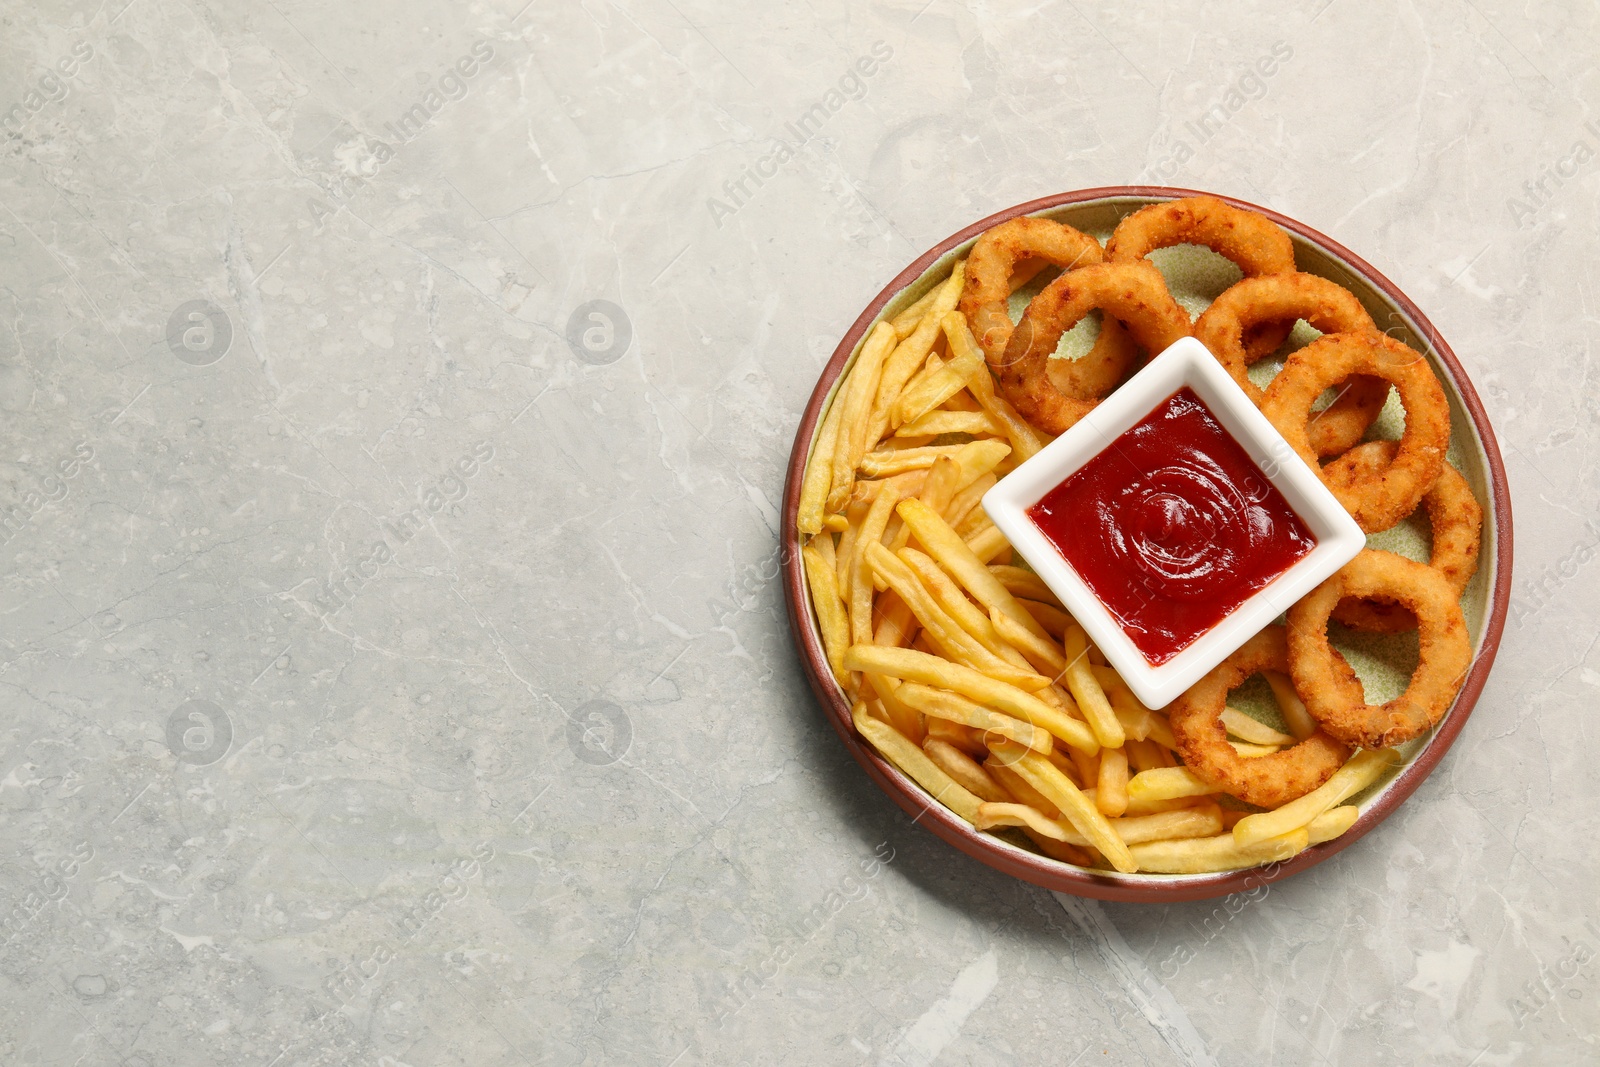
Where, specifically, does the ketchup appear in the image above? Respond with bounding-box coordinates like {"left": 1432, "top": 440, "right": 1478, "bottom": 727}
{"left": 1027, "top": 387, "right": 1315, "bottom": 665}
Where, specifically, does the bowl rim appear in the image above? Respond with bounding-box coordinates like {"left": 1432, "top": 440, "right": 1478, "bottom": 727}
{"left": 779, "top": 185, "right": 1514, "bottom": 903}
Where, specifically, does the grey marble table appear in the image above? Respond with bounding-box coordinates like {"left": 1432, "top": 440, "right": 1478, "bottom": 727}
{"left": 0, "top": 1, "right": 1595, "bottom": 1064}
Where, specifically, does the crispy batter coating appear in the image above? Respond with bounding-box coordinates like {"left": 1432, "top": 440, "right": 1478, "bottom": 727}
{"left": 959, "top": 215, "right": 1109, "bottom": 367}
{"left": 1287, "top": 550, "right": 1473, "bottom": 749}
{"left": 996, "top": 262, "right": 1192, "bottom": 434}
{"left": 1195, "top": 272, "right": 1386, "bottom": 456}
{"left": 1322, "top": 441, "right": 1483, "bottom": 632}
{"left": 1262, "top": 332, "right": 1449, "bottom": 532}
{"left": 1108, "top": 195, "right": 1297, "bottom": 359}
{"left": 1169, "top": 626, "right": 1350, "bottom": 808}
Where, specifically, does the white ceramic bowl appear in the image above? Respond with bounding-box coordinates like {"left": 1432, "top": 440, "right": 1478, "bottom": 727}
{"left": 981, "top": 337, "right": 1366, "bottom": 709}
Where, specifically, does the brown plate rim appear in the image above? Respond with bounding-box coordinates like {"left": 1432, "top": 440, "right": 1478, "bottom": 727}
{"left": 779, "top": 185, "right": 1513, "bottom": 904}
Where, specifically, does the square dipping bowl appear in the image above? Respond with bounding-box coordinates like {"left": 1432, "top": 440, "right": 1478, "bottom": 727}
{"left": 981, "top": 336, "right": 1366, "bottom": 709}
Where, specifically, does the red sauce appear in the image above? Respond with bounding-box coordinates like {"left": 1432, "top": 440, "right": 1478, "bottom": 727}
{"left": 1027, "top": 387, "right": 1315, "bottom": 665}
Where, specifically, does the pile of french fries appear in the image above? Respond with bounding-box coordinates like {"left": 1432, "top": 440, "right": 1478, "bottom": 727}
{"left": 797, "top": 260, "right": 1393, "bottom": 875}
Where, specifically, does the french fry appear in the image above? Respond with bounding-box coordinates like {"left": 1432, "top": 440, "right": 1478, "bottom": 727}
{"left": 895, "top": 498, "right": 1055, "bottom": 646}
{"left": 1034, "top": 682, "right": 1081, "bottom": 716}
{"left": 859, "top": 444, "right": 977, "bottom": 477}
{"left": 1110, "top": 803, "right": 1225, "bottom": 844}
{"left": 798, "top": 392, "right": 847, "bottom": 535}
{"left": 844, "top": 644, "right": 1098, "bottom": 754}
{"left": 895, "top": 410, "right": 1002, "bottom": 438}
{"left": 1128, "top": 828, "right": 1310, "bottom": 874}
{"left": 899, "top": 549, "right": 1029, "bottom": 667}
{"left": 809, "top": 529, "right": 837, "bottom": 574}
{"left": 835, "top": 498, "right": 868, "bottom": 602}
{"left": 1265, "top": 670, "right": 1318, "bottom": 741}
{"left": 871, "top": 590, "right": 917, "bottom": 648}
{"left": 989, "top": 606, "right": 1068, "bottom": 676}
{"left": 1307, "top": 805, "right": 1360, "bottom": 844}
{"left": 1070, "top": 747, "right": 1099, "bottom": 796}
{"left": 1043, "top": 745, "right": 1083, "bottom": 784}
{"left": 919, "top": 454, "right": 964, "bottom": 515}
{"left": 1019, "top": 598, "right": 1071, "bottom": 639}
{"left": 889, "top": 283, "right": 941, "bottom": 338}
{"left": 855, "top": 469, "right": 930, "bottom": 502}
{"left": 801, "top": 545, "right": 850, "bottom": 684}
{"left": 984, "top": 757, "right": 1059, "bottom": 816}
{"left": 1126, "top": 766, "right": 1215, "bottom": 804}
{"left": 1233, "top": 749, "right": 1397, "bottom": 846}
{"left": 1096, "top": 747, "right": 1129, "bottom": 817}
{"left": 927, "top": 716, "right": 988, "bottom": 759}
{"left": 1094, "top": 662, "right": 1132, "bottom": 697}
{"left": 1221, "top": 707, "right": 1296, "bottom": 746}
{"left": 862, "top": 672, "right": 923, "bottom": 743}
{"left": 955, "top": 506, "right": 993, "bottom": 539}
{"left": 948, "top": 439, "right": 1011, "bottom": 490}
{"left": 1063, "top": 625, "right": 1125, "bottom": 748}
{"left": 892, "top": 311, "right": 988, "bottom": 426}
{"left": 943, "top": 390, "right": 983, "bottom": 411}
{"left": 1144, "top": 715, "right": 1177, "bottom": 752}
{"left": 823, "top": 514, "right": 849, "bottom": 532}
{"left": 871, "top": 264, "right": 966, "bottom": 440}
{"left": 974, "top": 802, "right": 1070, "bottom": 838}
{"left": 1124, "top": 738, "right": 1168, "bottom": 773}
{"left": 898, "top": 684, "right": 1051, "bottom": 754}
{"left": 1117, "top": 792, "right": 1209, "bottom": 817}
{"left": 924, "top": 738, "right": 1011, "bottom": 802}
{"left": 1092, "top": 672, "right": 1174, "bottom": 748}
{"left": 957, "top": 319, "right": 1049, "bottom": 462}
{"left": 826, "top": 322, "right": 897, "bottom": 512}
{"left": 1097, "top": 688, "right": 1177, "bottom": 750}
{"left": 852, "top": 701, "right": 981, "bottom": 823}
{"left": 865, "top": 543, "right": 1048, "bottom": 690}
{"left": 993, "top": 743, "right": 1136, "bottom": 873}
{"left": 944, "top": 472, "right": 996, "bottom": 528}
{"left": 891, "top": 455, "right": 962, "bottom": 552}
{"left": 989, "top": 565, "right": 1060, "bottom": 605}
{"left": 1230, "top": 741, "right": 1282, "bottom": 758}
{"left": 975, "top": 802, "right": 1223, "bottom": 848}
{"left": 850, "top": 485, "right": 902, "bottom": 647}
{"left": 965, "top": 525, "right": 1010, "bottom": 564}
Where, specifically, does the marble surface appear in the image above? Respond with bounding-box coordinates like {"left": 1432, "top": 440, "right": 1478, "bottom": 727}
{"left": 0, "top": 1, "right": 1594, "bottom": 1064}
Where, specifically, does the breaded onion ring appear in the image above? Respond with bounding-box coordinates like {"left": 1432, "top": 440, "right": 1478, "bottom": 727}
{"left": 1107, "top": 195, "right": 1296, "bottom": 358}
{"left": 1194, "top": 272, "right": 1387, "bottom": 457}
{"left": 1321, "top": 441, "right": 1483, "bottom": 632}
{"left": 958, "top": 216, "right": 1111, "bottom": 367}
{"left": 1261, "top": 333, "right": 1449, "bottom": 533}
{"left": 997, "top": 262, "right": 1193, "bottom": 434}
{"left": 1168, "top": 626, "right": 1351, "bottom": 808}
{"left": 1287, "top": 550, "right": 1473, "bottom": 749}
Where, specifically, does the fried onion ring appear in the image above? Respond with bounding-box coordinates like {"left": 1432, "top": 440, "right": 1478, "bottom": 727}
{"left": 1168, "top": 625, "right": 1351, "bottom": 808}
{"left": 996, "top": 262, "right": 1192, "bottom": 434}
{"left": 958, "top": 216, "right": 1112, "bottom": 366}
{"left": 1107, "top": 195, "right": 1296, "bottom": 358}
{"left": 1286, "top": 550, "right": 1473, "bottom": 749}
{"left": 1321, "top": 441, "right": 1483, "bottom": 632}
{"left": 1194, "top": 272, "right": 1387, "bottom": 456}
{"left": 1261, "top": 333, "right": 1449, "bottom": 532}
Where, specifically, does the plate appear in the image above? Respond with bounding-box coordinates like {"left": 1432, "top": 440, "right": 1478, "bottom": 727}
{"left": 779, "top": 187, "right": 1513, "bottom": 903}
